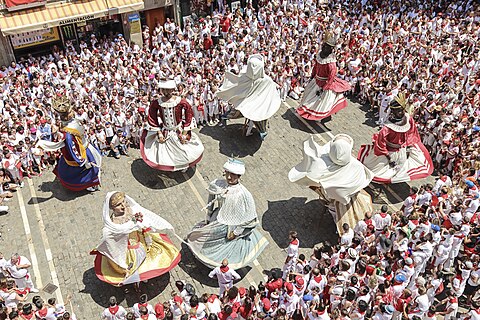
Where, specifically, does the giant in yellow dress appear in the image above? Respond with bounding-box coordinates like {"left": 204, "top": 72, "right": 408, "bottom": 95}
{"left": 91, "top": 191, "right": 180, "bottom": 286}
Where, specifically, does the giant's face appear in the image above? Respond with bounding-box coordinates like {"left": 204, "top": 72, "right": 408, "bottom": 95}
{"left": 224, "top": 170, "right": 240, "bottom": 185}
{"left": 389, "top": 107, "right": 405, "bottom": 123}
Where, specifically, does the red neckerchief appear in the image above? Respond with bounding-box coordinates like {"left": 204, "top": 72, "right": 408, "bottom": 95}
{"left": 20, "top": 312, "right": 34, "bottom": 320}
{"left": 109, "top": 305, "right": 120, "bottom": 315}
{"left": 410, "top": 194, "right": 417, "bottom": 200}
{"left": 380, "top": 213, "right": 388, "bottom": 218}
{"left": 410, "top": 220, "right": 419, "bottom": 225}
{"left": 139, "top": 303, "right": 148, "bottom": 308}
{"left": 207, "top": 295, "right": 217, "bottom": 303}
{"left": 449, "top": 297, "right": 458, "bottom": 304}
{"left": 290, "top": 239, "right": 299, "bottom": 245}
{"left": 220, "top": 265, "right": 229, "bottom": 273}
{"left": 141, "top": 314, "right": 149, "bottom": 320}
{"left": 313, "top": 275, "right": 322, "bottom": 283}
{"left": 36, "top": 307, "right": 48, "bottom": 318}
{"left": 440, "top": 176, "right": 448, "bottom": 182}
{"left": 365, "top": 219, "right": 373, "bottom": 226}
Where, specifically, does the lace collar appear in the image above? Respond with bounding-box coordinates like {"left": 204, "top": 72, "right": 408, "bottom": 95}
{"left": 158, "top": 96, "right": 181, "bottom": 108}
{"left": 384, "top": 114, "right": 411, "bottom": 133}
{"left": 316, "top": 53, "right": 337, "bottom": 64}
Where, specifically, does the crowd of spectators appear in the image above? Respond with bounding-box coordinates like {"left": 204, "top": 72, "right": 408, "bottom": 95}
{"left": 0, "top": 0, "right": 479, "bottom": 318}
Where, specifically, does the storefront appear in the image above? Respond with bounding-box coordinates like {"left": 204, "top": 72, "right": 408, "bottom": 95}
{"left": 140, "top": 0, "right": 175, "bottom": 35}
{"left": 0, "top": 0, "right": 144, "bottom": 62}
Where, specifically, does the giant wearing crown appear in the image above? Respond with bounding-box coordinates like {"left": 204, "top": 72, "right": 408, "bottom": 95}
{"left": 358, "top": 93, "right": 433, "bottom": 183}
{"left": 37, "top": 96, "right": 102, "bottom": 191}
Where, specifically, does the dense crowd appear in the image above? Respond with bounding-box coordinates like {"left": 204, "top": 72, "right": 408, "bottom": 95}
{"left": 0, "top": 0, "right": 479, "bottom": 318}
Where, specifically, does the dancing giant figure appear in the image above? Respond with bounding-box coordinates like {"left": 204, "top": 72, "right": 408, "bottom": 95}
{"left": 37, "top": 96, "right": 101, "bottom": 191}
{"left": 358, "top": 93, "right": 433, "bottom": 183}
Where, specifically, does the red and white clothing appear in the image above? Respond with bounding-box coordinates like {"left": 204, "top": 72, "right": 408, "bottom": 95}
{"left": 443, "top": 297, "right": 458, "bottom": 320}
{"left": 297, "top": 53, "right": 351, "bottom": 120}
{"left": 133, "top": 303, "right": 155, "bottom": 317}
{"left": 102, "top": 305, "right": 127, "bottom": 320}
{"left": 208, "top": 265, "right": 241, "bottom": 296}
{"left": 468, "top": 307, "right": 480, "bottom": 320}
{"left": 35, "top": 307, "right": 57, "bottom": 320}
{"left": 4, "top": 256, "right": 35, "bottom": 290}
{"left": 373, "top": 212, "right": 391, "bottom": 231}
{"left": 283, "top": 238, "right": 299, "bottom": 278}
{"left": 141, "top": 96, "right": 204, "bottom": 171}
{"left": 358, "top": 114, "right": 433, "bottom": 184}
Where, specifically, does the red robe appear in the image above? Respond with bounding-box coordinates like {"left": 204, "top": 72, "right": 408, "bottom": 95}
{"left": 147, "top": 98, "right": 194, "bottom": 132}
{"left": 373, "top": 116, "right": 422, "bottom": 157}
{"left": 311, "top": 60, "right": 351, "bottom": 93}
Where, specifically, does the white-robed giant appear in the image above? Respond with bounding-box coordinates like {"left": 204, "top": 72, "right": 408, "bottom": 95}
{"left": 289, "top": 135, "right": 374, "bottom": 234}
{"left": 217, "top": 54, "right": 281, "bottom": 139}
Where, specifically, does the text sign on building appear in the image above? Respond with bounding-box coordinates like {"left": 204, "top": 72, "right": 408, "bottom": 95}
{"left": 10, "top": 27, "right": 60, "bottom": 49}
{"left": 128, "top": 13, "right": 140, "bottom": 22}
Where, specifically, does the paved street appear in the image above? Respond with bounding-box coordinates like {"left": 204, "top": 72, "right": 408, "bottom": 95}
{"left": 1, "top": 99, "right": 432, "bottom": 318}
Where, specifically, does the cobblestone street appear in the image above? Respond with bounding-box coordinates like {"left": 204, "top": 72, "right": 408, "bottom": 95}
{"left": 1, "top": 100, "right": 430, "bottom": 318}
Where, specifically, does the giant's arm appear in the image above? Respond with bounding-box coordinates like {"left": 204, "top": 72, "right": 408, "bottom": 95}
{"left": 373, "top": 129, "right": 390, "bottom": 157}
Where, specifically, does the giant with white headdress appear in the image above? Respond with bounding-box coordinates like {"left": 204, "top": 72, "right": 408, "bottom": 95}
{"left": 37, "top": 95, "right": 102, "bottom": 191}
{"left": 140, "top": 78, "right": 204, "bottom": 172}
{"left": 296, "top": 30, "right": 351, "bottom": 121}
{"left": 187, "top": 157, "right": 268, "bottom": 269}
{"left": 358, "top": 92, "right": 433, "bottom": 183}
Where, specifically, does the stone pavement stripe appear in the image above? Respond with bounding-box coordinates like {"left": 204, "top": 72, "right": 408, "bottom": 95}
{"left": 17, "top": 185, "right": 43, "bottom": 288}
{"left": 183, "top": 173, "right": 207, "bottom": 207}
{"left": 314, "top": 120, "right": 406, "bottom": 205}
{"left": 283, "top": 99, "right": 401, "bottom": 211}
{"left": 27, "top": 179, "right": 64, "bottom": 304}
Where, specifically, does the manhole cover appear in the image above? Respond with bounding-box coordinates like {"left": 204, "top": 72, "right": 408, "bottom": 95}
{"left": 42, "top": 283, "right": 58, "bottom": 294}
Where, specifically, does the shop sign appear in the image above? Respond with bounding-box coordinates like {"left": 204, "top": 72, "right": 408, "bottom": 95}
{"left": 128, "top": 13, "right": 140, "bottom": 22}
{"left": 58, "top": 14, "right": 96, "bottom": 26}
{"left": 10, "top": 27, "right": 60, "bottom": 49}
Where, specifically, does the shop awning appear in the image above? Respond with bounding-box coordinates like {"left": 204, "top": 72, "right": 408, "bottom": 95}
{"left": 0, "top": 0, "right": 144, "bottom": 35}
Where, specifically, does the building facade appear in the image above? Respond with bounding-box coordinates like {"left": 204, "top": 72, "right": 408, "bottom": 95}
{"left": 0, "top": 0, "right": 178, "bottom": 65}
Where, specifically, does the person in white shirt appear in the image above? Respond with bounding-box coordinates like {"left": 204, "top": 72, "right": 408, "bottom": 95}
{"left": 133, "top": 294, "right": 155, "bottom": 317}
{"left": 340, "top": 223, "right": 354, "bottom": 246}
{"left": 136, "top": 307, "right": 156, "bottom": 320}
{"left": 283, "top": 231, "right": 299, "bottom": 279}
{"left": 373, "top": 205, "right": 392, "bottom": 234}
{"left": 4, "top": 253, "right": 38, "bottom": 292}
{"left": 208, "top": 259, "right": 241, "bottom": 296}
{"left": 102, "top": 296, "right": 127, "bottom": 320}
{"left": 401, "top": 187, "right": 418, "bottom": 216}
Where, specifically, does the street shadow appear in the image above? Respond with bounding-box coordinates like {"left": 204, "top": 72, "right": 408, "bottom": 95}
{"left": 262, "top": 197, "right": 337, "bottom": 249}
{"left": 357, "top": 101, "right": 378, "bottom": 128}
{"left": 281, "top": 108, "right": 329, "bottom": 134}
{"left": 199, "top": 123, "right": 262, "bottom": 158}
{"left": 29, "top": 180, "right": 90, "bottom": 204}
{"left": 178, "top": 243, "right": 251, "bottom": 292}
{"left": 130, "top": 159, "right": 194, "bottom": 189}
{"left": 80, "top": 267, "right": 170, "bottom": 308}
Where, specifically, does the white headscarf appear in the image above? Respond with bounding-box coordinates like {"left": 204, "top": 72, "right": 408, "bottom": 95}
{"left": 217, "top": 54, "right": 281, "bottom": 121}
{"left": 95, "top": 191, "right": 174, "bottom": 269}
{"left": 289, "top": 135, "right": 374, "bottom": 204}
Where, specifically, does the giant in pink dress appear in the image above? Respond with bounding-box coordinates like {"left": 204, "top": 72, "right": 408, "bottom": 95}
{"left": 297, "top": 53, "right": 351, "bottom": 120}
{"left": 358, "top": 114, "right": 433, "bottom": 184}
